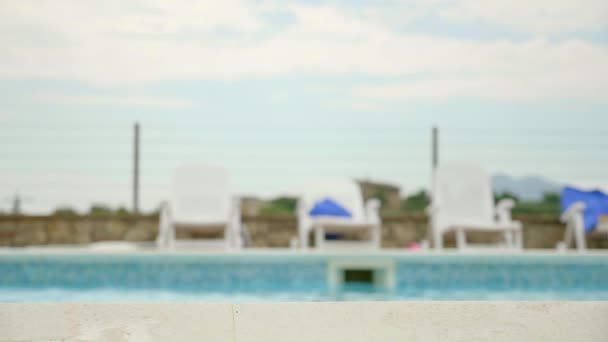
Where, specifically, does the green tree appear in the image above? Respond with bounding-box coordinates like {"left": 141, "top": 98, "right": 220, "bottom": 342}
{"left": 89, "top": 204, "right": 113, "bottom": 215}
{"left": 511, "top": 192, "right": 560, "bottom": 216}
{"left": 53, "top": 207, "right": 79, "bottom": 217}
{"left": 402, "top": 190, "right": 430, "bottom": 213}
{"left": 260, "top": 197, "right": 297, "bottom": 215}
{"left": 115, "top": 207, "right": 130, "bottom": 216}
{"left": 542, "top": 192, "right": 560, "bottom": 205}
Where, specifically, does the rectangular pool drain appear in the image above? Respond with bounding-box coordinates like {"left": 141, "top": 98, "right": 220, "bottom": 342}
{"left": 327, "top": 258, "right": 395, "bottom": 294}
{"left": 344, "top": 269, "right": 374, "bottom": 284}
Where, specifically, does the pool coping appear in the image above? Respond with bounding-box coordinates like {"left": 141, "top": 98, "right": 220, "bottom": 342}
{"left": 1, "top": 302, "right": 607, "bottom": 341}
{"left": 2, "top": 245, "right": 608, "bottom": 256}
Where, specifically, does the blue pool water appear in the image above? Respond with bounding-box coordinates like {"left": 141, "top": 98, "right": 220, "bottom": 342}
{"left": 1, "top": 253, "right": 607, "bottom": 302}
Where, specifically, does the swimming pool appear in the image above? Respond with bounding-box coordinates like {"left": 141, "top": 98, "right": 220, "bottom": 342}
{"left": 1, "top": 252, "right": 607, "bottom": 302}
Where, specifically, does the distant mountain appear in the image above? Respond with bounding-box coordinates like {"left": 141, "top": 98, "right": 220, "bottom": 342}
{"left": 491, "top": 174, "right": 561, "bottom": 201}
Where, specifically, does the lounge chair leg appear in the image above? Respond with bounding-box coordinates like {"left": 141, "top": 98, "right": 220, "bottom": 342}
{"left": 433, "top": 229, "right": 443, "bottom": 250}
{"left": 233, "top": 226, "right": 243, "bottom": 250}
{"left": 370, "top": 225, "right": 380, "bottom": 250}
{"left": 574, "top": 217, "right": 587, "bottom": 252}
{"left": 503, "top": 230, "right": 513, "bottom": 249}
{"left": 167, "top": 223, "right": 175, "bottom": 250}
{"left": 515, "top": 229, "right": 523, "bottom": 250}
{"left": 456, "top": 228, "right": 466, "bottom": 250}
{"left": 563, "top": 223, "right": 573, "bottom": 249}
{"left": 225, "top": 227, "right": 235, "bottom": 250}
{"left": 235, "top": 233, "right": 243, "bottom": 250}
{"left": 315, "top": 225, "right": 324, "bottom": 251}
{"left": 300, "top": 228, "right": 309, "bottom": 250}
{"left": 157, "top": 203, "right": 172, "bottom": 250}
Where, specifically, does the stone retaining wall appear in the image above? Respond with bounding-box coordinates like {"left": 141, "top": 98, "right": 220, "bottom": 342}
{"left": 0, "top": 214, "right": 606, "bottom": 249}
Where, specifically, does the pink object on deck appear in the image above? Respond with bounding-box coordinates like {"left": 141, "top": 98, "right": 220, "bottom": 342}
{"left": 406, "top": 242, "right": 420, "bottom": 251}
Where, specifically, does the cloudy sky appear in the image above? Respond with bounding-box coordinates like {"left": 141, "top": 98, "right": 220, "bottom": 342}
{"left": 1, "top": 0, "right": 607, "bottom": 213}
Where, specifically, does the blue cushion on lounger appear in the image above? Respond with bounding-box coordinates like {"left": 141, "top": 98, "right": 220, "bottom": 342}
{"left": 309, "top": 198, "right": 352, "bottom": 218}
{"left": 561, "top": 186, "right": 608, "bottom": 232}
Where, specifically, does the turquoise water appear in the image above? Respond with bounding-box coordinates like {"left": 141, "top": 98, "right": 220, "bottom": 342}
{"left": 1, "top": 254, "right": 607, "bottom": 302}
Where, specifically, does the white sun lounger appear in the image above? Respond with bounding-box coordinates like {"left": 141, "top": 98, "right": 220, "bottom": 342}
{"left": 156, "top": 164, "right": 242, "bottom": 250}
{"left": 428, "top": 162, "right": 522, "bottom": 251}
{"left": 297, "top": 179, "right": 381, "bottom": 250}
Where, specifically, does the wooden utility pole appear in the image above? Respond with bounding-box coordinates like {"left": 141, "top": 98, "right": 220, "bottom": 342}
{"left": 133, "top": 122, "right": 140, "bottom": 214}
{"left": 11, "top": 194, "right": 21, "bottom": 215}
{"left": 432, "top": 126, "right": 439, "bottom": 169}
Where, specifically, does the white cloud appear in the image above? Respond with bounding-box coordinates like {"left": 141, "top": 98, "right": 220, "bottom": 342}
{"left": 343, "top": 0, "right": 608, "bottom": 35}
{"left": 0, "top": 0, "right": 607, "bottom": 102}
{"left": 355, "top": 73, "right": 607, "bottom": 102}
{"left": 114, "top": 0, "right": 262, "bottom": 35}
{"left": 354, "top": 38, "right": 608, "bottom": 101}
{"left": 35, "top": 93, "right": 193, "bottom": 109}
{"left": 440, "top": 0, "right": 608, "bottom": 34}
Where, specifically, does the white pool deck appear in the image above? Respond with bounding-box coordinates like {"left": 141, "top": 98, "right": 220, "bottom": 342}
{"left": 1, "top": 246, "right": 607, "bottom": 341}
{"left": 1, "top": 302, "right": 607, "bottom": 341}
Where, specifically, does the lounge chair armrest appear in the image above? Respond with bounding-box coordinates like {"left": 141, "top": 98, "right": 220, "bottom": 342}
{"left": 495, "top": 198, "right": 515, "bottom": 223}
{"left": 425, "top": 204, "right": 438, "bottom": 216}
{"left": 296, "top": 198, "right": 309, "bottom": 219}
{"left": 230, "top": 196, "right": 243, "bottom": 248}
{"left": 230, "top": 196, "right": 242, "bottom": 230}
{"left": 158, "top": 200, "right": 172, "bottom": 224}
{"left": 157, "top": 201, "right": 172, "bottom": 248}
{"left": 365, "top": 198, "right": 381, "bottom": 224}
{"left": 231, "top": 196, "right": 241, "bottom": 216}
{"left": 496, "top": 198, "right": 515, "bottom": 211}
{"left": 160, "top": 200, "right": 171, "bottom": 216}
{"left": 296, "top": 198, "right": 305, "bottom": 213}
{"left": 560, "top": 201, "right": 586, "bottom": 223}
{"left": 296, "top": 198, "right": 310, "bottom": 228}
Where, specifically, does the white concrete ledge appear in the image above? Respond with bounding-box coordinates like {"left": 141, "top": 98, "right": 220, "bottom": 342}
{"left": 3, "top": 246, "right": 608, "bottom": 257}
{"left": 1, "top": 302, "right": 607, "bottom": 341}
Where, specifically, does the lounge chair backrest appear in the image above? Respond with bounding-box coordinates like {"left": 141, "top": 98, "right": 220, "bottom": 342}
{"left": 171, "top": 164, "right": 231, "bottom": 224}
{"left": 300, "top": 179, "right": 365, "bottom": 221}
{"left": 433, "top": 163, "right": 494, "bottom": 225}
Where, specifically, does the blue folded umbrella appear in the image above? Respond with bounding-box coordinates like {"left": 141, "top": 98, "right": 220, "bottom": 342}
{"left": 309, "top": 198, "right": 352, "bottom": 218}
{"left": 561, "top": 186, "right": 608, "bottom": 232}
